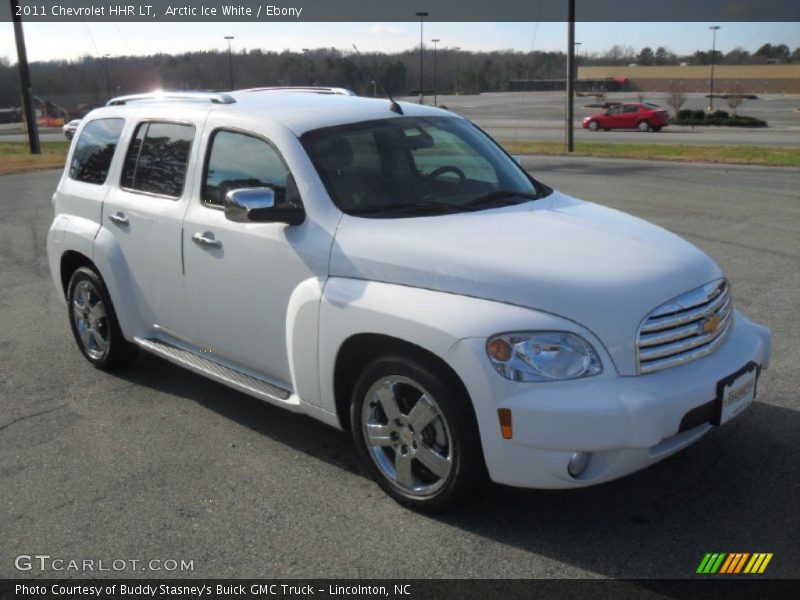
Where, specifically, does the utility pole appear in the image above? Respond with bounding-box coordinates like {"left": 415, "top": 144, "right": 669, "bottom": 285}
{"left": 565, "top": 0, "right": 575, "bottom": 152}
{"left": 224, "top": 36, "right": 235, "bottom": 91}
{"left": 453, "top": 47, "right": 461, "bottom": 94}
{"left": 708, "top": 25, "right": 720, "bottom": 112}
{"left": 10, "top": 0, "right": 40, "bottom": 154}
{"left": 431, "top": 39, "right": 440, "bottom": 105}
{"left": 415, "top": 11, "right": 428, "bottom": 103}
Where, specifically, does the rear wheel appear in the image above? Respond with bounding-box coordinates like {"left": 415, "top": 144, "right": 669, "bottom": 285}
{"left": 652, "top": 126, "right": 662, "bottom": 132}
{"left": 350, "top": 355, "right": 486, "bottom": 511}
{"left": 67, "top": 267, "right": 137, "bottom": 369}
{"left": 638, "top": 120, "right": 651, "bottom": 132}
{"left": 587, "top": 120, "right": 600, "bottom": 131}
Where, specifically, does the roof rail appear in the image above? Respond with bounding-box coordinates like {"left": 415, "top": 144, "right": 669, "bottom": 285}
{"left": 239, "top": 86, "right": 357, "bottom": 97}
{"left": 106, "top": 90, "right": 236, "bottom": 106}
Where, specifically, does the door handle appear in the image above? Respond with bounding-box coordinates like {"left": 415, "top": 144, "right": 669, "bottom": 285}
{"left": 108, "top": 212, "right": 129, "bottom": 226}
{"left": 191, "top": 232, "right": 222, "bottom": 249}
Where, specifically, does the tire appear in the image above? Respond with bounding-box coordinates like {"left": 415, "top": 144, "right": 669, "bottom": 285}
{"left": 652, "top": 126, "right": 662, "bottom": 132}
{"left": 587, "top": 120, "right": 600, "bottom": 131}
{"left": 350, "top": 354, "right": 486, "bottom": 511}
{"left": 66, "top": 266, "right": 137, "bottom": 370}
{"left": 638, "top": 120, "right": 651, "bottom": 132}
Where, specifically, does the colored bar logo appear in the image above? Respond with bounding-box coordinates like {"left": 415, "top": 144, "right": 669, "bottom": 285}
{"left": 697, "top": 553, "right": 773, "bottom": 574}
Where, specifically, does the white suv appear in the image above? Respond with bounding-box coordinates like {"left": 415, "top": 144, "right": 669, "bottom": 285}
{"left": 47, "top": 89, "right": 772, "bottom": 510}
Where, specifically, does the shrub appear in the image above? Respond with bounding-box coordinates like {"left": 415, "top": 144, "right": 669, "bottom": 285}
{"left": 711, "top": 109, "right": 729, "bottom": 119}
{"left": 676, "top": 109, "right": 694, "bottom": 120}
{"left": 691, "top": 109, "right": 706, "bottom": 120}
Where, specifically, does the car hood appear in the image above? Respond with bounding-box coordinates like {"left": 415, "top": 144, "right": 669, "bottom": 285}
{"left": 329, "top": 191, "right": 723, "bottom": 375}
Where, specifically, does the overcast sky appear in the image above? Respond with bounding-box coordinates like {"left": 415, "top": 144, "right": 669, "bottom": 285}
{"left": 1, "top": 21, "right": 797, "bottom": 63}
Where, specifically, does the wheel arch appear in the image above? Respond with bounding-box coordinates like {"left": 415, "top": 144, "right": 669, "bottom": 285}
{"left": 333, "top": 333, "right": 473, "bottom": 433}
{"left": 59, "top": 250, "right": 97, "bottom": 298}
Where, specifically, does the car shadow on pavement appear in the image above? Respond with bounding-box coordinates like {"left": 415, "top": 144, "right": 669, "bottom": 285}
{"left": 115, "top": 354, "right": 799, "bottom": 580}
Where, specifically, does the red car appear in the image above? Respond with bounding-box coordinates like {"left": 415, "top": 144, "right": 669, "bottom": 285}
{"left": 582, "top": 103, "right": 670, "bottom": 132}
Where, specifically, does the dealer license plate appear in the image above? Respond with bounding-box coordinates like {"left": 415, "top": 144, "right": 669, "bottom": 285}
{"left": 716, "top": 363, "right": 759, "bottom": 425}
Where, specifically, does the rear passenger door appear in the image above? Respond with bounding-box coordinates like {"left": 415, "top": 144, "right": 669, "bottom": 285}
{"left": 102, "top": 120, "right": 197, "bottom": 337}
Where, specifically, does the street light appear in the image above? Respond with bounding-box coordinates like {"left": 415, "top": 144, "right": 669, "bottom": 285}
{"left": 103, "top": 54, "right": 112, "bottom": 102}
{"left": 415, "top": 11, "right": 428, "bottom": 103}
{"left": 431, "top": 39, "right": 440, "bottom": 105}
{"left": 302, "top": 48, "right": 310, "bottom": 85}
{"left": 452, "top": 46, "right": 461, "bottom": 95}
{"left": 224, "top": 36, "right": 235, "bottom": 91}
{"left": 573, "top": 42, "right": 581, "bottom": 94}
{"left": 708, "top": 25, "right": 721, "bottom": 112}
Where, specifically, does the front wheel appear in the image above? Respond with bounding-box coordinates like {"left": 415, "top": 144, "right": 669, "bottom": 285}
{"left": 587, "top": 120, "right": 600, "bottom": 131}
{"left": 350, "top": 355, "right": 486, "bottom": 511}
{"left": 638, "top": 120, "right": 651, "bottom": 132}
{"left": 67, "top": 267, "right": 137, "bottom": 369}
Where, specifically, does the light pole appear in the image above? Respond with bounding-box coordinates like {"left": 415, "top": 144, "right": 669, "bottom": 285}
{"left": 302, "top": 48, "right": 310, "bottom": 85}
{"left": 453, "top": 46, "right": 461, "bottom": 94}
{"left": 573, "top": 42, "right": 581, "bottom": 95}
{"left": 431, "top": 39, "right": 440, "bottom": 105}
{"left": 565, "top": 0, "right": 575, "bottom": 152}
{"left": 708, "top": 25, "right": 720, "bottom": 112}
{"left": 103, "top": 54, "right": 111, "bottom": 102}
{"left": 224, "top": 36, "right": 235, "bottom": 91}
{"left": 415, "top": 11, "right": 428, "bottom": 103}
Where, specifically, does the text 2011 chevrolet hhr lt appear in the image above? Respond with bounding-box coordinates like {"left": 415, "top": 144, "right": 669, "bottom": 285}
{"left": 47, "top": 89, "right": 772, "bottom": 510}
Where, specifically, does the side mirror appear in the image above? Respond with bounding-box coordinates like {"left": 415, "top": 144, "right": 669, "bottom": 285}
{"left": 224, "top": 188, "right": 305, "bottom": 225}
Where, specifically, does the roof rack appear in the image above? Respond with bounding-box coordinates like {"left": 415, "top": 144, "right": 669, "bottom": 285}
{"left": 106, "top": 91, "right": 236, "bottom": 106}
{"left": 239, "top": 86, "right": 357, "bottom": 97}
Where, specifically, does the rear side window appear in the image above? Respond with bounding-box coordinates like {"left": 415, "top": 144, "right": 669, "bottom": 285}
{"left": 203, "top": 130, "right": 292, "bottom": 206}
{"left": 68, "top": 118, "right": 125, "bottom": 184}
{"left": 121, "top": 121, "right": 195, "bottom": 198}
{"left": 623, "top": 105, "right": 640, "bottom": 113}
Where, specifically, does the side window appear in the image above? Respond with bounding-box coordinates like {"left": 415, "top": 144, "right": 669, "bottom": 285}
{"left": 68, "top": 118, "right": 125, "bottom": 184}
{"left": 607, "top": 106, "right": 622, "bottom": 115}
{"left": 203, "top": 130, "right": 293, "bottom": 207}
{"left": 623, "top": 105, "right": 640, "bottom": 113}
{"left": 121, "top": 121, "right": 195, "bottom": 198}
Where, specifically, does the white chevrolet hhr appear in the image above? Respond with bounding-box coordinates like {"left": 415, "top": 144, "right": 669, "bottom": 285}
{"left": 47, "top": 88, "right": 772, "bottom": 510}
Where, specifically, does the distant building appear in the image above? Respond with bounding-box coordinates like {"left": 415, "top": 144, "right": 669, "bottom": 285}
{"left": 578, "top": 64, "right": 800, "bottom": 94}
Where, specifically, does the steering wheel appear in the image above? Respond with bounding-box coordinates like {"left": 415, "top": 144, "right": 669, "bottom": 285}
{"left": 426, "top": 166, "right": 466, "bottom": 183}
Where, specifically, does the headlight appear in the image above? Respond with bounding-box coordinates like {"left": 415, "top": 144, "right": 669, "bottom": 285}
{"left": 486, "top": 331, "right": 603, "bottom": 382}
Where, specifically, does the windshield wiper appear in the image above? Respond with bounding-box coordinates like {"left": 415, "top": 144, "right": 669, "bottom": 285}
{"left": 460, "top": 190, "right": 542, "bottom": 210}
{"left": 349, "top": 201, "right": 462, "bottom": 216}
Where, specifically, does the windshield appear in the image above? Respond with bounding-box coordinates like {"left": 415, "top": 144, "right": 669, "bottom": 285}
{"left": 301, "top": 116, "right": 550, "bottom": 217}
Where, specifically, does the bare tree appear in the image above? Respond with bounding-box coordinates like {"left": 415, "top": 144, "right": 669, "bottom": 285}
{"left": 726, "top": 83, "right": 745, "bottom": 117}
{"left": 665, "top": 82, "right": 687, "bottom": 117}
{"left": 637, "top": 91, "right": 646, "bottom": 102}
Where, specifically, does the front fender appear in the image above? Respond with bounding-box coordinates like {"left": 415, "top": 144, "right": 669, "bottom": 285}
{"left": 317, "top": 278, "right": 609, "bottom": 419}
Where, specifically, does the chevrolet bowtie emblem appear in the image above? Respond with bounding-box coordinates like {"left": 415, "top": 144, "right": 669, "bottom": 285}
{"left": 702, "top": 315, "right": 722, "bottom": 334}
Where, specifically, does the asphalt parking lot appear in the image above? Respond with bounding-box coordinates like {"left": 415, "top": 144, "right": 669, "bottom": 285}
{"left": 1, "top": 159, "right": 798, "bottom": 580}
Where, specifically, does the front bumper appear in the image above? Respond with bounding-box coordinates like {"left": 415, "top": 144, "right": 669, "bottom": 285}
{"left": 447, "top": 310, "right": 772, "bottom": 488}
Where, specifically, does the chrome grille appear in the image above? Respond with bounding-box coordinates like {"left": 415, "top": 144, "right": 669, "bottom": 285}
{"left": 637, "top": 279, "right": 733, "bottom": 374}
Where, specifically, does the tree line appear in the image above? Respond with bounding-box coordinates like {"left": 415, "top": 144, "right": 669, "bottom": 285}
{"left": 0, "top": 42, "right": 797, "bottom": 108}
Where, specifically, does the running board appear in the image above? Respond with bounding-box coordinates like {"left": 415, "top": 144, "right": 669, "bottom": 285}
{"left": 135, "top": 337, "right": 300, "bottom": 410}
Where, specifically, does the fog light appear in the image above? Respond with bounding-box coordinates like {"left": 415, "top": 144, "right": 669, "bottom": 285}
{"left": 567, "top": 451, "right": 590, "bottom": 477}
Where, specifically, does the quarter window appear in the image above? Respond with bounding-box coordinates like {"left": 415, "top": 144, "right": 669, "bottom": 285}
{"left": 203, "top": 130, "right": 294, "bottom": 207}
{"left": 68, "top": 118, "right": 125, "bottom": 184}
{"left": 121, "top": 122, "right": 195, "bottom": 198}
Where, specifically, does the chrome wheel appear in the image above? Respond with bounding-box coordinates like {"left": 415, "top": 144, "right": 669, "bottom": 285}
{"left": 361, "top": 375, "right": 453, "bottom": 497}
{"left": 71, "top": 280, "right": 109, "bottom": 360}
{"left": 588, "top": 120, "right": 599, "bottom": 131}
